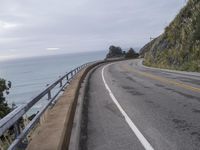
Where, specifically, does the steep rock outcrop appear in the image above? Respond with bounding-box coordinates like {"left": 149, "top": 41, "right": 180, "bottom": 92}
{"left": 140, "top": 0, "right": 200, "bottom": 71}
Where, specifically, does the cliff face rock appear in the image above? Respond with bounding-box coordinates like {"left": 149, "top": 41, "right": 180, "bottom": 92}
{"left": 140, "top": 0, "right": 200, "bottom": 72}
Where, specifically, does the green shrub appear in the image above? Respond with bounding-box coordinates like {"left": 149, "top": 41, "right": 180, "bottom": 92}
{"left": 0, "top": 79, "right": 11, "bottom": 119}
{"left": 193, "top": 17, "right": 200, "bottom": 41}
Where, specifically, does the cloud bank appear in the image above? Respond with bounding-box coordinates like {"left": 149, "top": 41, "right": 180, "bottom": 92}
{"left": 0, "top": 0, "right": 186, "bottom": 58}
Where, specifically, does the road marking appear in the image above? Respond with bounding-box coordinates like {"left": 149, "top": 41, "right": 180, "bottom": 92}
{"left": 102, "top": 64, "right": 154, "bottom": 150}
{"left": 122, "top": 64, "right": 200, "bottom": 93}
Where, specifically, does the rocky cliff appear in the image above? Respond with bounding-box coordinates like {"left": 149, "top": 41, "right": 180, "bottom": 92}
{"left": 140, "top": 0, "right": 200, "bottom": 72}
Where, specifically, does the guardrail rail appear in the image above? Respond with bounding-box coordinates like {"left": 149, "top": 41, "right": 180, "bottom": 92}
{"left": 0, "top": 62, "right": 90, "bottom": 150}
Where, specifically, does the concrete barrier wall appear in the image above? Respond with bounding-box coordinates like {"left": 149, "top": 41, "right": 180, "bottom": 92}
{"left": 58, "top": 61, "right": 107, "bottom": 150}
{"left": 27, "top": 61, "right": 106, "bottom": 150}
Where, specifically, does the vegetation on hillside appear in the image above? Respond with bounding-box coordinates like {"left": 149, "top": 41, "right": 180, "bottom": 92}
{"left": 125, "top": 48, "right": 139, "bottom": 59}
{"left": 0, "top": 79, "right": 11, "bottom": 119}
{"left": 140, "top": 0, "right": 200, "bottom": 72}
{"left": 106, "top": 45, "right": 139, "bottom": 59}
{"left": 106, "top": 45, "right": 125, "bottom": 58}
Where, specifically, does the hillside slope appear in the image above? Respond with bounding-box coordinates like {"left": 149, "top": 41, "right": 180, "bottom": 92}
{"left": 140, "top": 0, "right": 200, "bottom": 72}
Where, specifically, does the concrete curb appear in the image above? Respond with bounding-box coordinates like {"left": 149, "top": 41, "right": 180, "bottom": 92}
{"left": 139, "top": 59, "right": 200, "bottom": 77}
{"left": 58, "top": 61, "right": 106, "bottom": 150}
{"left": 68, "top": 63, "right": 104, "bottom": 150}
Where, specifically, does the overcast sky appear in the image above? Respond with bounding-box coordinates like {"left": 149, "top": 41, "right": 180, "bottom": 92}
{"left": 0, "top": 0, "right": 186, "bottom": 59}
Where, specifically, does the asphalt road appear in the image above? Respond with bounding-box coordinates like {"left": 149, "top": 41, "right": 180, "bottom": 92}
{"left": 82, "top": 59, "right": 200, "bottom": 150}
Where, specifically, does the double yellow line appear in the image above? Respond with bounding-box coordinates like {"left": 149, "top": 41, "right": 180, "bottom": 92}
{"left": 121, "top": 65, "right": 200, "bottom": 93}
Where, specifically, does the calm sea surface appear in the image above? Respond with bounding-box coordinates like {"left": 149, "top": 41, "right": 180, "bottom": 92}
{"left": 0, "top": 51, "right": 106, "bottom": 112}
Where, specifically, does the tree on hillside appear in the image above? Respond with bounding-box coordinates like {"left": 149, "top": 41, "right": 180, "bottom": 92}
{"left": 193, "top": 16, "right": 200, "bottom": 41}
{"left": 106, "top": 45, "right": 124, "bottom": 58}
{"left": 125, "top": 48, "right": 139, "bottom": 58}
{"left": 0, "top": 79, "right": 11, "bottom": 118}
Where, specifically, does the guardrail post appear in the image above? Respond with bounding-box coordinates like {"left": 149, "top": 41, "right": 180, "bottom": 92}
{"left": 48, "top": 91, "right": 51, "bottom": 100}
{"left": 60, "top": 80, "right": 62, "bottom": 87}
{"left": 71, "top": 71, "right": 73, "bottom": 77}
{"left": 14, "top": 121, "right": 21, "bottom": 138}
{"left": 66, "top": 74, "right": 69, "bottom": 80}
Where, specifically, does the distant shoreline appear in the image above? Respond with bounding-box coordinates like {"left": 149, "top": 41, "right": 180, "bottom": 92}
{"left": 0, "top": 50, "right": 107, "bottom": 62}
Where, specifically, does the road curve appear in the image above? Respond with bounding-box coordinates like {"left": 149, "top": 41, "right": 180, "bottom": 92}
{"left": 81, "top": 59, "right": 200, "bottom": 150}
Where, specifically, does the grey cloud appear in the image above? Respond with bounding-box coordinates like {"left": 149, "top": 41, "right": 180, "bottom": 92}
{"left": 0, "top": 0, "right": 186, "bottom": 58}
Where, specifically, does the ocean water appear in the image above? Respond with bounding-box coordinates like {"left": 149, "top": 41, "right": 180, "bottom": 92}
{"left": 0, "top": 51, "right": 106, "bottom": 110}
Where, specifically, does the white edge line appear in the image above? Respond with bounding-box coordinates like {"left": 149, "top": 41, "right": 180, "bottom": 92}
{"left": 101, "top": 63, "right": 154, "bottom": 150}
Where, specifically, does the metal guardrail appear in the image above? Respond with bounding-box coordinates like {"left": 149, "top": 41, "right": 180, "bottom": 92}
{"left": 0, "top": 62, "right": 90, "bottom": 150}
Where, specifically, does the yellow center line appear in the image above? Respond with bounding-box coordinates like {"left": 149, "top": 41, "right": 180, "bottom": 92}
{"left": 121, "top": 64, "right": 200, "bottom": 93}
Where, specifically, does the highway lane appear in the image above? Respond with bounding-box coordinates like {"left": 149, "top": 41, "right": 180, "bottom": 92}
{"left": 82, "top": 59, "right": 200, "bottom": 150}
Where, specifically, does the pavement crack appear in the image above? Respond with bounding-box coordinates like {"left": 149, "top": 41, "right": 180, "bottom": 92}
{"left": 172, "top": 119, "right": 191, "bottom": 131}
{"left": 126, "top": 76, "right": 137, "bottom": 83}
{"left": 104, "top": 103, "right": 123, "bottom": 118}
{"left": 122, "top": 85, "right": 144, "bottom": 96}
{"left": 192, "top": 108, "right": 200, "bottom": 114}
{"left": 164, "top": 87, "right": 200, "bottom": 101}
{"left": 154, "top": 83, "right": 165, "bottom": 88}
